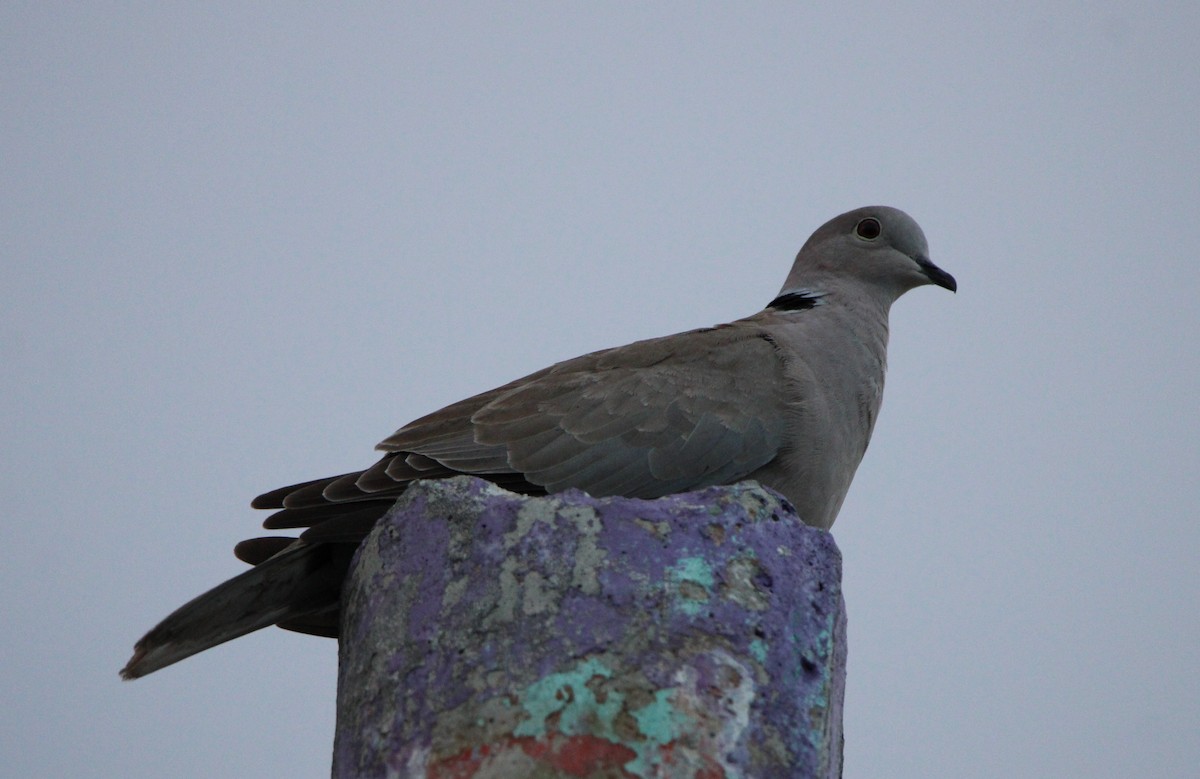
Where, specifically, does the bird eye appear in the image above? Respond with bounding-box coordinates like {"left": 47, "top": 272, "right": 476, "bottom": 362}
{"left": 855, "top": 217, "right": 882, "bottom": 240}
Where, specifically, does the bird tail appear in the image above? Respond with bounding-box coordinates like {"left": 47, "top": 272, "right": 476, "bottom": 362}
{"left": 120, "top": 541, "right": 341, "bottom": 680}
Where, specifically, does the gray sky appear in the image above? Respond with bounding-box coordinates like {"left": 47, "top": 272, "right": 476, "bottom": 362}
{"left": 3, "top": 3, "right": 1197, "bottom": 777}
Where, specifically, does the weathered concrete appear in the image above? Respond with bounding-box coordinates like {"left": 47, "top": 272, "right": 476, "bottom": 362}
{"left": 333, "top": 476, "right": 845, "bottom": 779}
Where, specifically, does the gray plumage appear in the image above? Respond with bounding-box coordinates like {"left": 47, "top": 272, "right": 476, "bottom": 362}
{"left": 121, "top": 205, "right": 955, "bottom": 679}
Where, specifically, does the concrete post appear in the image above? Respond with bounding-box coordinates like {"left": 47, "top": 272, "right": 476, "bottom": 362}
{"left": 333, "top": 476, "right": 845, "bottom": 778}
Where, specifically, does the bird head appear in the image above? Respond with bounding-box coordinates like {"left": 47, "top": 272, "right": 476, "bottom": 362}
{"left": 779, "top": 206, "right": 956, "bottom": 303}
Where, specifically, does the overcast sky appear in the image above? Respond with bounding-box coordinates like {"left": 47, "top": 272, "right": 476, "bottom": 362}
{"left": 3, "top": 3, "right": 1197, "bottom": 777}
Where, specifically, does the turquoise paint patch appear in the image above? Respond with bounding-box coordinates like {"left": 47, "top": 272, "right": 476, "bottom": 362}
{"left": 512, "top": 657, "right": 624, "bottom": 740}
{"left": 671, "top": 556, "right": 715, "bottom": 588}
{"left": 667, "top": 556, "right": 714, "bottom": 616}
{"left": 627, "top": 688, "right": 693, "bottom": 775}
{"left": 512, "top": 657, "right": 704, "bottom": 778}
{"left": 631, "top": 688, "right": 682, "bottom": 744}
{"left": 749, "top": 638, "right": 768, "bottom": 664}
{"left": 786, "top": 609, "right": 838, "bottom": 731}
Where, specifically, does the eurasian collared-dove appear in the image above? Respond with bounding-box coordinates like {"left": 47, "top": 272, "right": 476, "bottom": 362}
{"left": 121, "top": 205, "right": 955, "bottom": 679}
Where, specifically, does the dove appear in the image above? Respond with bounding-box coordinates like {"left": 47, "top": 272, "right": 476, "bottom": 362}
{"left": 121, "top": 205, "right": 955, "bottom": 679}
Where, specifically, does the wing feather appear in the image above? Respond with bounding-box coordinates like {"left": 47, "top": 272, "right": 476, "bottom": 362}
{"left": 250, "top": 322, "right": 791, "bottom": 541}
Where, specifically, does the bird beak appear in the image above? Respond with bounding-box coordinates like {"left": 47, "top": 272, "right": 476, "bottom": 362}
{"left": 915, "top": 255, "right": 957, "bottom": 292}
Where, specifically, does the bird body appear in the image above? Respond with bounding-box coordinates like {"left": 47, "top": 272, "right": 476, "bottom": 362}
{"left": 121, "top": 205, "right": 955, "bottom": 679}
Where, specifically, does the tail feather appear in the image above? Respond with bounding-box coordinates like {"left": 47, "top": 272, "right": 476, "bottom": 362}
{"left": 120, "top": 541, "right": 342, "bottom": 679}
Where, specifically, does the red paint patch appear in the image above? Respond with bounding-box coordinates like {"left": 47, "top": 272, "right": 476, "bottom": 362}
{"left": 426, "top": 742, "right": 490, "bottom": 779}
{"left": 654, "top": 740, "right": 727, "bottom": 779}
{"left": 522, "top": 734, "right": 639, "bottom": 776}
{"left": 429, "top": 734, "right": 638, "bottom": 778}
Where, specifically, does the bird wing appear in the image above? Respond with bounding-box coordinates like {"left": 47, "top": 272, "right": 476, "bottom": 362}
{"left": 252, "top": 321, "right": 794, "bottom": 530}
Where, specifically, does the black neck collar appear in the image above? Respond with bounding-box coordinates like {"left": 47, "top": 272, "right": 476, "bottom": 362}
{"left": 767, "top": 289, "right": 826, "bottom": 311}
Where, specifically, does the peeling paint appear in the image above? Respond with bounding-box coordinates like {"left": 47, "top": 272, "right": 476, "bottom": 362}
{"left": 563, "top": 505, "right": 605, "bottom": 595}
